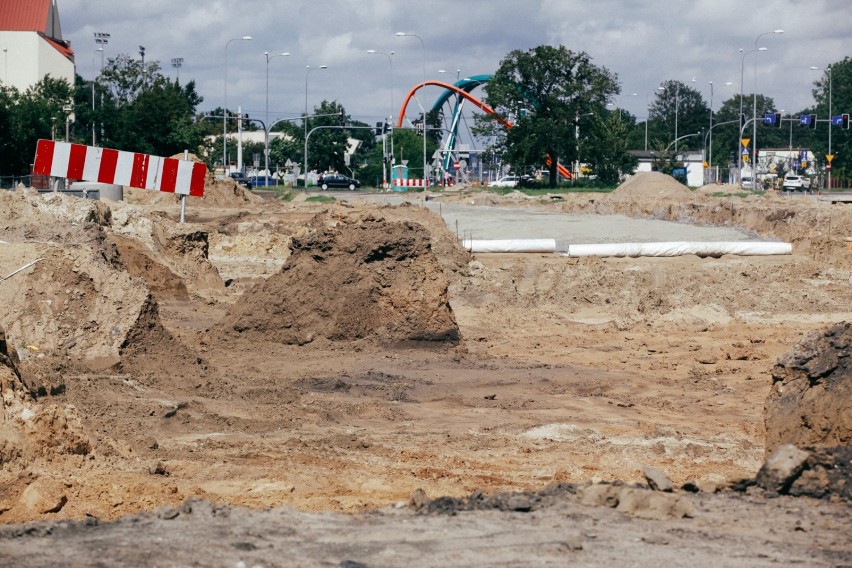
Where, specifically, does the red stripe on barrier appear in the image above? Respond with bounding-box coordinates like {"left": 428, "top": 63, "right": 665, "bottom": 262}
{"left": 98, "top": 149, "right": 119, "bottom": 184}
{"left": 67, "top": 144, "right": 88, "bottom": 180}
{"left": 189, "top": 162, "right": 206, "bottom": 197}
{"left": 33, "top": 139, "right": 55, "bottom": 176}
{"left": 130, "top": 153, "right": 149, "bottom": 189}
{"left": 160, "top": 158, "right": 179, "bottom": 193}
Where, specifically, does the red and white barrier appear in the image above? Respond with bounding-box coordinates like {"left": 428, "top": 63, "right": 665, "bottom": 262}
{"left": 33, "top": 140, "right": 206, "bottom": 197}
{"left": 392, "top": 178, "right": 427, "bottom": 188}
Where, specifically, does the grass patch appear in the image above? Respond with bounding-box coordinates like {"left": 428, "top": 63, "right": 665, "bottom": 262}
{"left": 306, "top": 195, "right": 336, "bottom": 203}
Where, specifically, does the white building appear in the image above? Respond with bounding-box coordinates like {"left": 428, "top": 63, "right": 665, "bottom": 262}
{"left": 0, "top": 0, "right": 75, "bottom": 92}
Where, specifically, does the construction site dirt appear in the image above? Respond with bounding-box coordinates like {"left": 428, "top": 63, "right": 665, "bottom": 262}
{"left": 0, "top": 172, "right": 850, "bottom": 566}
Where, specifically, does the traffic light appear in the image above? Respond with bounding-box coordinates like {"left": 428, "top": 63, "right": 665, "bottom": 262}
{"left": 808, "top": 114, "right": 817, "bottom": 129}
{"left": 773, "top": 112, "right": 782, "bottom": 128}
{"left": 375, "top": 122, "right": 383, "bottom": 135}
{"left": 740, "top": 113, "right": 746, "bottom": 130}
{"left": 844, "top": 114, "right": 850, "bottom": 129}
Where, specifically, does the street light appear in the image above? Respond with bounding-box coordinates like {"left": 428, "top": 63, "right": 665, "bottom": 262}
{"left": 265, "top": 51, "right": 290, "bottom": 188}
{"left": 396, "top": 32, "right": 428, "bottom": 185}
{"left": 224, "top": 36, "right": 252, "bottom": 175}
{"left": 750, "top": 30, "right": 783, "bottom": 182}
{"left": 171, "top": 57, "right": 183, "bottom": 81}
{"left": 810, "top": 65, "right": 832, "bottom": 191}
{"left": 303, "top": 64, "right": 328, "bottom": 188}
{"left": 367, "top": 49, "right": 395, "bottom": 187}
{"left": 92, "top": 47, "right": 102, "bottom": 146}
{"left": 738, "top": 46, "right": 767, "bottom": 177}
{"left": 706, "top": 81, "right": 733, "bottom": 182}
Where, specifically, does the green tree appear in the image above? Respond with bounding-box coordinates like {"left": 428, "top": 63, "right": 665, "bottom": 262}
{"left": 305, "top": 100, "right": 348, "bottom": 174}
{"left": 650, "top": 80, "right": 709, "bottom": 151}
{"left": 481, "top": 45, "right": 619, "bottom": 187}
{"left": 90, "top": 54, "right": 205, "bottom": 158}
{"left": 1, "top": 76, "right": 75, "bottom": 175}
{"left": 584, "top": 111, "right": 639, "bottom": 184}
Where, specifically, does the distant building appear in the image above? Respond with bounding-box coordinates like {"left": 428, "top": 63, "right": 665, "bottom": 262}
{"left": 0, "top": 0, "right": 75, "bottom": 92}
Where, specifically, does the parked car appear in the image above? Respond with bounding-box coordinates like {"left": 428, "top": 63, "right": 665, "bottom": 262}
{"left": 229, "top": 172, "right": 252, "bottom": 190}
{"left": 488, "top": 176, "right": 519, "bottom": 188}
{"left": 782, "top": 174, "right": 810, "bottom": 191}
{"left": 317, "top": 173, "right": 361, "bottom": 191}
{"left": 740, "top": 176, "right": 756, "bottom": 190}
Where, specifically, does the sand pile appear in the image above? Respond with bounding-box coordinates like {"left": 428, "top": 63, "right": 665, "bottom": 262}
{"left": 612, "top": 171, "right": 692, "bottom": 198}
{"left": 218, "top": 214, "right": 460, "bottom": 346}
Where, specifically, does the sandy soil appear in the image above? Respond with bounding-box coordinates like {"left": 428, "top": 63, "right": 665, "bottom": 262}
{"left": 0, "top": 173, "right": 850, "bottom": 565}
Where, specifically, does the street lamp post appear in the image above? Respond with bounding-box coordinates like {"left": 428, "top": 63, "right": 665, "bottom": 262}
{"left": 171, "top": 57, "right": 183, "bottom": 81}
{"left": 92, "top": 32, "right": 109, "bottom": 146}
{"left": 92, "top": 47, "right": 102, "bottom": 146}
{"left": 738, "top": 46, "right": 767, "bottom": 178}
{"left": 367, "top": 49, "right": 395, "bottom": 188}
{"left": 265, "top": 51, "right": 290, "bottom": 188}
{"left": 810, "top": 65, "right": 832, "bottom": 191}
{"left": 303, "top": 65, "right": 328, "bottom": 188}
{"left": 750, "top": 30, "right": 783, "bottom": 183}
{"left": 396, "top": 32, "right": 428, "bottom": 185}
{"left": 224, "top": 36, "right": 252, "bottom": 176}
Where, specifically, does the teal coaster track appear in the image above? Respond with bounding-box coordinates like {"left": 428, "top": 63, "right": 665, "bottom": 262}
{"left": 396, "top": 76, "right": 573, "bottom": 180}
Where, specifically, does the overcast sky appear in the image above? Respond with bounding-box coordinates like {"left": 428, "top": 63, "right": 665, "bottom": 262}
{"left": 59, "top": 0, "right": 849, "bottom": 130}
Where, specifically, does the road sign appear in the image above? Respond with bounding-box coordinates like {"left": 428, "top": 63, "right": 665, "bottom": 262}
{"left": 741, "top": 147, "right": 749, "bottom": 156}
{"left": 741, "top": 138, "right": 751, "bottom": 148}
{"left": 703, "top": 161, "right": 709, "bottom": 169}
{"left": 826, "top": 154, "right": 834, "bottom": 163}
{"left": 454, "top": 161, "right": 460, "bottom": 170}
{"left": 827, "top": 164, "right": 831, "bottom": 171}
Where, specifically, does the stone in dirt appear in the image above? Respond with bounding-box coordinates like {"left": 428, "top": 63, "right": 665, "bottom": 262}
{"left": 754, "top": 444, "right": 810, "bottom": 493}
{"left": 218, "top": 214, "right": 460, "bottom": 346}
{"left": 764, "top": 321, "right": 852, "bottom": 455}
{"left": 642, "top": 465, "right": 673, "bottom": 492}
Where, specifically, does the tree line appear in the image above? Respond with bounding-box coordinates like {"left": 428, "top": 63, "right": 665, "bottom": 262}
{"left": 0, "top": 48, "right": 848, "bottom": 188}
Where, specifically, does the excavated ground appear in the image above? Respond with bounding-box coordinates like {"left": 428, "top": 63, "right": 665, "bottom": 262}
{"left": 0, "top": 174, "right": 850, "bottom": 565}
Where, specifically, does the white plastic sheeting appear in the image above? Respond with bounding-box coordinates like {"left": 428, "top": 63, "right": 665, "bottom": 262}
{"left": 462, "top": 239, "right": 792, "bottom": 257}
{"left": 561, "top": 241, "right": 792, "bottom": 258}
{"left": 463, "top": 239, "right": 557, "bottom": 253}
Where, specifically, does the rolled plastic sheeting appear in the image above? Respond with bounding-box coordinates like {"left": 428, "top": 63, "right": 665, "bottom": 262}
{"left": 559, "top": 241, "right": 792, "bottom": 258}
{"left": 463, "top": 239, "right": 556, "bottom": 253}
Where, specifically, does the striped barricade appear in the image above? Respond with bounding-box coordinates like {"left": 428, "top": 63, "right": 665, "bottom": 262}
{"left": 33, "top": 140, "right": 206, "bottom": 197}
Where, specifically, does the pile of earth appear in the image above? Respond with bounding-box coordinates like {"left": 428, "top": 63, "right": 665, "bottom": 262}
{"left": 218, "top": 213, "right": 460, "bottom": 346}
{"left": 611, "top": 171, "right": 692, "bottom": 199}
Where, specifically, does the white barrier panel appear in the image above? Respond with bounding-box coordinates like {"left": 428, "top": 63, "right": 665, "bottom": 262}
{"left": 393, "top": 179, "right": 427, "bottom": 187}
{"left": 33, "top": 139, "right": 206, "bottom": 197}
{"left": 463, "top": 239, "right": 557, "bottom": 253}
{"left": 559, "top": 241, "right": 792, "bottom": 258}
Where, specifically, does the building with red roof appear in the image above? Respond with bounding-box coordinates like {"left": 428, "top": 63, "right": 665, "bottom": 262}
{"left": 0, "top": 0, "right": 75, "bottom": 92}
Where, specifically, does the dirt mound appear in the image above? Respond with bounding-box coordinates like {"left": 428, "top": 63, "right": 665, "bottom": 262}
{"left": 218, "top": 213, "right": 460, "bottom": 346}
{"left": 764, "top": 322, "right": 852, "bottom": 455}
{"left": 122, "top": 153, "right": 264, "bottom": 208}
{"left": 612, "top": 171, "right": 692, "bottom": 199}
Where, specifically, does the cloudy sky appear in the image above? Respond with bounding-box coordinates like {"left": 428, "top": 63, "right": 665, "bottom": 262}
{"left": 58, "top": 0, "right": 849, "bottom": 129}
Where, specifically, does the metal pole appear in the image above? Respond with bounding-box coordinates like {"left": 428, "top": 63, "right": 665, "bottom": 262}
{"left": 367, "top": 50, "right": 395, "bottom": 188}
{"left": 828, "top": 66, "right": 832, "bottom": 192}
{"left": 708, "top": 81, "right": 713, "bottom": 182}
{"left": 751, "top": 30, "right": 783, "bottom": 186}
{"left": 224, "top": 36, "right": 252, "bottom": 177}
{"left": 304, "top": 65, "right": 328, "bottom": 189}
{"left": 265, "top": 51, "right": 289, "bottom": 189}
{"left": 396, "top": 33, "right": 427, "bottom": 184}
